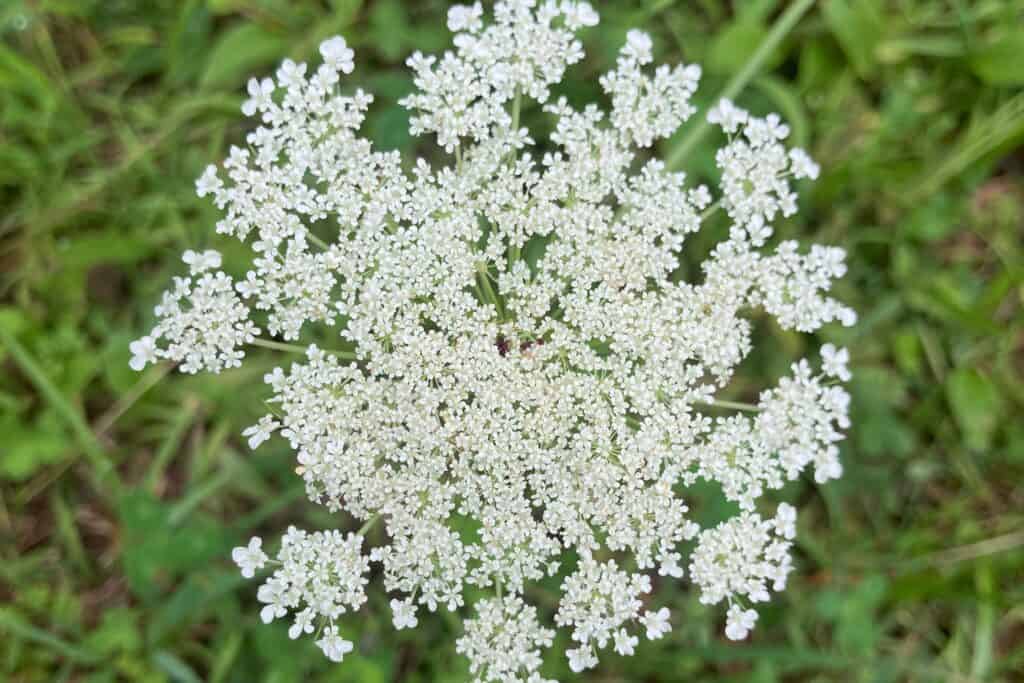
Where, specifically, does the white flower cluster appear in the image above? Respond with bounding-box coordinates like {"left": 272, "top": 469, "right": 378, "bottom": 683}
{"left": 554, "top": 559, "right": 652, "bottom": 672}
{"left": 690, "top": 504, "right": 797, "bottom": 641}
{"left": 129, "top": 250, "right": 258, "bottom": 374}
{"left": 251, "top": 526, "right": 370, "bottom": 660}
{"left": 457, "top": 595, "right": 555, "bottom": 682}
{"left": 132, "top": 2, "right": 855, "bottom": 678}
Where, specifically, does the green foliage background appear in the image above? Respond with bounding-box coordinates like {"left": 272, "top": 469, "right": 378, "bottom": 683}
{"left": 2, "top": 0, "right": 1023, "bottom": 681}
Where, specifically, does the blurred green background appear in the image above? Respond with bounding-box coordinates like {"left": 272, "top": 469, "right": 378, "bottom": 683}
{"left": 2, "top": 0, "right": 1023, "bottom": 681}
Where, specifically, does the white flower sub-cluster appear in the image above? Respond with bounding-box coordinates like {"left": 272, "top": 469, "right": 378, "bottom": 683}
{"left": 131, "top": 2, "right": 856, "bottom": 679}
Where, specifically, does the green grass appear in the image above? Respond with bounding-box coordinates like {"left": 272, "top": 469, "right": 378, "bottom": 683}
{"left": 2, "top": 0, "right": 1023, "bottom": 681}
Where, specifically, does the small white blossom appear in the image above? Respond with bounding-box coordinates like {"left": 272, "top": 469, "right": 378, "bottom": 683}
{"left": 232, "top": 536, "right": 268, "bottom": 579}
{"left": 561, "top": 1, "right": 598, "bottom": 30}
{"left": 128, "top": 335, "right": 158, "bottom": 371}
{"left": 774, "top": 502, "right": 797, "bottom": 540}
{"left": 708, "top": 100, "right": 826, "bottom": 241}
{"left": 725, "top": 604, "right": 758, "bottom": 641}
{"left": 613, "top": 629, "right": 639, "bottom": 656}
{"left": 789, "top": 147, "right": 820, "bottom": 180}
{"left": 555, "top": 559, "right": 650, "bottom": 669}
{"left": 137, "top": 267, "right": 258, "bottom": 374}
{"left": 567, "top": 646, "right": 597, "bottom": 673}
{"left": 624, "top": 29, "right": 653, "bottom": 64}
{"left": 657, "top": 551, "right": 684, "bottom": 578}
{"left": 821, "top": 343, "right": 852, "bottom": 381}
{"left": 447, "top": 3, "right": 484, "bottom": 32}
{"left": 690, "top": 505, "right": 801, "bottom": 640}
{"left": 319, "top": 36, "right": 354, "bottom": 74}
{"left": 242, "top": 77, "right": 274, "bottom": 117}
{"left": 640, "top": 608, "right": 671, "bottom": 640}
{"left": 195, "top": 164, "right": 222, "bottom": 198}
{"left": 288, "top": 607, "right": 316, "bottom": 640}
{"left": 242, "top": 415, "right": 280, "bottom": 449}
{"left": 275, "top": 59, "right": 306, "bottom": 90}
{"left": 707, "top": 98, "right": 748, "bottom": 133}
{"left": 390, "top": 598, "right": 419, "bottom": 630}
{"left": 182, "top": 249, "right": 222, "bottom": 275}
{"left": 316, "top": 625, "right": 354, "bottom": 662}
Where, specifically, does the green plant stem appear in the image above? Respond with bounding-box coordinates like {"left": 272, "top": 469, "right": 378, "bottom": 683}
{"left": 511, "top": 88, "right": 522, "bottom": 132}
{"left": 476, "top": 262, "right": 503, "bottom": 317}
{"left": 697, "top": 399, "right": 761, "bottom": 413}
{"left": 665, "top": 0, "right": 815, "bottom": 171}
{"left": 357, "top": 513, "right": 381, "bottom": 536}
{"left": 250, "top": 337, "right": 357, "bottom": 360}
{"left": 307, "top": 232, "right": 330, "bottom": 250}
{"left": 700, "top": 199, "right": 722, "bottom": 220}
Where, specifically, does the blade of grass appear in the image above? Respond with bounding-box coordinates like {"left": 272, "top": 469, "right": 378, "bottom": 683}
{"left": 971, "top": 563, "right": 995, "bottom": 680}
{"left": 0, "top": 609, "right": 100, "bottom": 665}
{"left": 50, "top": 490, "right": 90, "bottom": 575}
{"left": 145, "top": 395, "right": 201, "bottom": 494}
{"left": 209, "top": 631, "right": 243, "bottom": 683}
{"left": 896, "top": 530, "right": 1024, "bottom": 572}
{"left": 906, "top": 93, "right": 1024, "bottom": 202}
{"left": 665, "top": 0, "right": 815, "bottom": 171}
{"left": 16, "top": 94, "right": 238, "bottom": 240}
{"left": 94, "top": 362, "right": 173, "bottom": 435}
{"left": 168, "top": 467, "right": 235, "bottom": 526}
{"left": 231, "top": 484, "right": 305, "bottom": 532}
{"left": 151, "top": 650, "right": 203, "bottom": 683}
{"left": 16, "top": 363, "right": 174, "bottom": 505}
{"left": 0, "top": 327, "right": 122, "bottom": 496}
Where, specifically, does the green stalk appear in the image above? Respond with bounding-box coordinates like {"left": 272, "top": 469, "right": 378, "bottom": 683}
{"left": 697, "top": 399, "right": 761, "bottom": 413}
{"left": 357, "top": 513, "right": 381, "bottom": 536}
{"left": 665, "top": 0, "right": 815, "bottom": 171}
{"left": 476, "top": 262, "right": 503, "bottom": 318}
{"left": 250, "top": 337, "right": 357, "bottom": 360}
{"left": 510, "top": 87, "right": 522, "bottom": 132}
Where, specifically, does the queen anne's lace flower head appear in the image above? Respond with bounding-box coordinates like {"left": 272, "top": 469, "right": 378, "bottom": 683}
{"left": 133, "top": 2, "right": 855, "bottom": 678}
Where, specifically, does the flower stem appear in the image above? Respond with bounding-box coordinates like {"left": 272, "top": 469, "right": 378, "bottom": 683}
{"left": 250, "top": 337, "right": 358, "bottom": 360}
{"left": 511, "top": 87, "right": 522, "bottom": 132}
{"left": 697, "top": 399, "right": 761, "bottom": 413}
{"left": 306, "top": 232, "right": 330, "bottom": 250}
{"left": 665, "top": 0, "right": 815, "bottom": 171}
{"left": 357, "top": 513, "right": 381, "bottom": 536}
{"left": 700, "top": 199, "right": 722, "bottom": 221}
{"left": 476, "top": 261, "right": 504, "bottom": 318}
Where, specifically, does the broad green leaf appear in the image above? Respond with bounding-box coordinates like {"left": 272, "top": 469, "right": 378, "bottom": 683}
{"left": 165, "top": 0, "right": 213, "bottom": 86}
{"left": 200, "top": 23, "right": 288, "bottom": 89}
{"left": 119, "top": 490, "right": 233, "bottom": 601}
{"left": 946, "top": 368, "right": 1004, "bottom": 452}
{"left": 823, "top": 0, "right": 884, "bottom": 78}
{"left": 57, "top": 230, "right": 152, "bottom": 270}
{"left": 368, "top": 0, "right": 412, "bottom": 62}
{"left": 0, "top": 413, "right": 71, "bottom": 481}
{"left": 83, "top": 609, "right": 142, "bottom": 657}
{"left": 970, "top": 31, "right": 1024, "bottom": 86}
